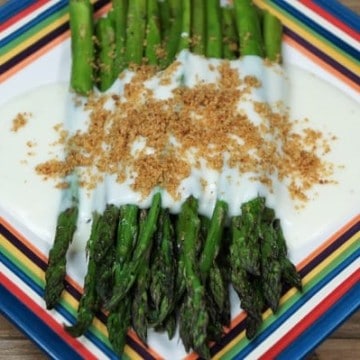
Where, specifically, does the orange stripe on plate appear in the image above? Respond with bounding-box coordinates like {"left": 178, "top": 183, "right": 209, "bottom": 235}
{"left": 297, "top": 213, "right": 360, "bottom": 270}
{"left": 0, "top": 3, "right": 111, "bottom": 83}
{"left": 127, "top": 329, "right": 165, "bottom": 360}
{"left": 284, "top": 34, "right": 360, "bottom": 93}
{"left": 0, "top": 30, "right": 70, "bottom": 84}
{"left": 0, "top": 214, "right": 84, "bottom": 294}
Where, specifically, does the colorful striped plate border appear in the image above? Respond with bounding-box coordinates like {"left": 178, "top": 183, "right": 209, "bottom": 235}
{"left": 0, "top": 1, "right": 359, "bottom": 359}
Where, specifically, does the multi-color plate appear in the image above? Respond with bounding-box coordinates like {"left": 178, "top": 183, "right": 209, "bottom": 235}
{"left": 0, "top": 0, "right": 359, "bottom": 359}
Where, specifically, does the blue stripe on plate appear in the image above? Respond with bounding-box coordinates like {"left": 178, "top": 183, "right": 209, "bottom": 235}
{"left": 0, "top": 252, "right": 120, "bottom": 359}
{"left": 232, "top": 248, "right": 360, "bottom": 359}
{"left": 0, "top": 0, "right": 68, "bottom": 47}
{"left": 313, "top": 0, "right": 360, "bottom": 32}
{"left": 0, "top": 284, "right": 84, "bottom": 360}
{"left": 0, "top": 0, "right": 36, "bottom": 23}
{"left": 277, "top": 281, "right": 360, "bottom": 360}
{"left": 271, "top": 0, "right": 360, "bottom": 61}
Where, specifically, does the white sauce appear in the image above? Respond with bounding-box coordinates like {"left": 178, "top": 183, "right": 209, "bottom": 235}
{"left": 0, "top": 53, "right": 359, "bottom": 359}
{"left": 0, "top": 56, "right": 359, "bottom": 287}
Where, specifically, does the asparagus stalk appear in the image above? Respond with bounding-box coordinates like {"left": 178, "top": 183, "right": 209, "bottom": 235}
{"left": 106, "top": 192, "right": 162, "bottom": 309}
{"left": 92, "top": 204, "right": 119, "bottom": 302}
{"left": 260, "top": 218, "right": 282, "bottom": 313}
{"left": 234, "top": 0, "right": 263, "bottom": 56}
{"left": 107, "top": 204, "right": 138, "bottom": 355}
{"left": 66, "top": 205, "right": 119, "bottom": 336}
{"left": 274, "top": 218, "right": 302, "bottom": 290}
{"left": 191, "top": 0, "right": 205, "bottom": 55}
{"left": 199, "top": 200, "right": 228, "bottom": 278}
{"left": 145, "top": 0, "right": 161, "bottom": 65}
{"left": 158, "top": 0, "right": 171, "bottom": 41}
{"left": 221, "top": 4, "right": 238, "bottom": 60}
{"left": 69, "top": 0, "right": 94, "bottom": 95}
{"left": 45, "top": 0, "right": 95, "bottom": 310}
{"left": 230, "top": 212, "right": 266, "bottom": 338}
{"left": 178, "top": 196, "right": 209, "bottom": 358}
{"left": 95, "top": 16, "right": 116, "bottom": 91}
{"left": 65, "top": 212, "right": 102, "bottom": 336}
{"left": 178, "top": 0, "right": 191, "bottom": 52}
{"left": 263, "top": 10, "right": 283, "bottom": 62}
{"left": 162, "top": 0, "right": 182, "bottom": 68}
{"left": 205, "top": 0, "right": 223, "bottom": 58}
{"left": 149, "top": 209, "right": 176, "bottom": 325}
{"left": 107, "top": 295, "right": 131, "bottom": 354}
{"left": 93, "top": 204, "right": 119, "bottom": 263}
{"left": 233, "top": 197, "right": 265, "bottom": 276}
{"left": 112, "top": 0, "right": 128, "bottom": 77}
{"left": 208, "top": 263, "right": 226, "bottom": 313}
{"left": 131, "top": 209, "right": 151, "bottom": 343}
{"left": 125, "top": 0, "right": 147, "bottom": 66}
{"left": 116, "top": 204, "right": 139, "bottom": 263}
{"left": 44, "top": 202, "right": 78, "bottom": 309}
{"left": 96, "top": 244, "right": 115, "bottom": 302}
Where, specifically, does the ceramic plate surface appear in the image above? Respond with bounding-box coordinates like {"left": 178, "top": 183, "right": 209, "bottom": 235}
{"left": 0, "top": 1, "right": 359, "bottom": 359}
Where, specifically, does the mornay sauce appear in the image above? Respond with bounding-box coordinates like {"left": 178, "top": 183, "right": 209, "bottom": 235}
{"left": 0, "top": 54, "right": 359, "bottom": 358}
{"left": 0, "top": 56, "right": 359, "bottom": 281}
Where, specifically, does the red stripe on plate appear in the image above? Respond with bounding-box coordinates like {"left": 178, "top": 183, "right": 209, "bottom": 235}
{"left": 0, "top": 273, "right": 98, "bottom": 360}
{"left": 0, "top": 0, "right": 51, "bottom": 32}
{"left": 300, "top": 0, "right": 360, "bottom": 41}
{"left": 259, "top": 269, "right": 360, "bottom": 359}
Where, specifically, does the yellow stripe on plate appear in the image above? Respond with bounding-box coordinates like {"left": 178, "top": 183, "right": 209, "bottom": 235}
{"left": 2, "top": 13, "right": 69, "bottom": 63}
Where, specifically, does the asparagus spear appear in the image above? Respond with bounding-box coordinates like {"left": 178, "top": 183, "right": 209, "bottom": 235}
{"left": 205, "top": 0, "right": 223, "bottom": 58}
{"left": 179, "top": 295, "right": 194, "bottom": 353}
{"left": 274, "top": 219, "right": 302, "bottom": 290}
{"left": 107, "top": 204, "right": 138, "bottom": 355}
{"left": 93, "top": 204, "right": 119, "bottom": 263}
{"left": 230, "top": 214, "right": 264, "bottom": 338}
{"left": 232, "top": 197, "right": 265, "bottom": 276}
{"left": 69, "top": 0, "right": 94, "bottom": 95}
{"left": 149, "top": 209, "right": 176, "bottom": 325}
{"left": 260, "top": 220, "right": 282, "bottom": 313}
{"left": 199, "top": 200, "right": 228, "bottom": 278}
{"left": 112, "top": 0, "right": 128, "bottom": 77}
{"left": 92, "top": 204, "right": 119, "bottom": 302}
{"left": 65, "top": 212, "right": 102, "bottom": 336}
{"left": 221, "top": 4, "right": 238, "bottom": 60}
{"left": 178, "top": 196, "right": 209, "bottom": 358}
{"left": 158, "top": 0, "right": 171, "bottom": 41}
{"left": 191, "top": 0, "right": 205, "bottom": 55}
{"left": 95, "top": 16, "right": 116, "bottom": 91}
{"left": 115, "top": 204, "right": 139, "bottom": 264}
{"left": 145, "top": 0, "right": 161, "bottom": 65}
{"left": 106, "top": 192, "right": 161, "bottom": 309}
{"left": 162, "top": 0, "right": 182, "bottom": 68}
{"left": 66, "top": 205, "right": 118, "bottom": 336}
{"left": 205, "top": 287, "right": 224, "bottom": 343}
{"left": 208, "top": 263, "right": 226, "bottom": 313}
{"left": 44, "top": 204, "right": 78, "bottom": 309}
{"left": 234, "top": 0, "right": 263, "bottom": 56}
{"left": 263, "top": 10, "right": 283, "bottom": 62}
{"left": 125, "top": 0, "right": 147, "bottom": 66}
{"left": 96, "top": 244, "right": 115, "bottom": 302}
{"left": 107, "top": 295, "right": 131, "bottom": 354}
{"left": 178, "top": 0, "right": 191, "bottom": 52}
{"left": 131, "top": 208, "right": 151, "bottom": 343}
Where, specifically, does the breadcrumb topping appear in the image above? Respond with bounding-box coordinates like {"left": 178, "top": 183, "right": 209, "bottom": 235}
{"left": 11, "top": 112, "right": 31, "bottom": 132}
{"left": 35, "top": 60, "right": 335, "bottom": 202}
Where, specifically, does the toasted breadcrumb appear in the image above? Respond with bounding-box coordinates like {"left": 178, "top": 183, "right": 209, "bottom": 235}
{"left": 36, "top": 61, "right": 336, "bottom": 202}
{"left": 11, "top": 112, "right": 31, "bottom": 132}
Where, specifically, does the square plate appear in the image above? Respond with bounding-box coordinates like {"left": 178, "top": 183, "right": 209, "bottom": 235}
{"left": 0, "top": 1, "right": 359, "bottom": 359}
